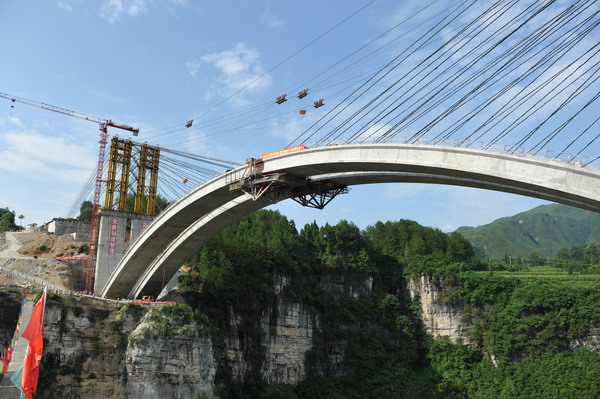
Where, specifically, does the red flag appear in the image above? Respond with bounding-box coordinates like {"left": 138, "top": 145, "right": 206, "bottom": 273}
{"left": 21, "top": 291, "right": 46, "bottom": 399}
{"left": 2, "top": 348, "right": 11, "bottom": 374}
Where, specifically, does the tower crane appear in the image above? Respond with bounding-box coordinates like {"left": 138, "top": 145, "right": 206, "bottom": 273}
{"left": 0, "top": 91, "right": 140, "bottom": 293}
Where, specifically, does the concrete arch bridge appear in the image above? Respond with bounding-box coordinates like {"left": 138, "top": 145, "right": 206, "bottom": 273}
{"left": 99, "top": 143, "right": 600, "bottom": 299}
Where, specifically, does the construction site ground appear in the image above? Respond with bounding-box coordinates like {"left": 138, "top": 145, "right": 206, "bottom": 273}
{"left": 0, "top": 230, "right": 84, "bottom": 291}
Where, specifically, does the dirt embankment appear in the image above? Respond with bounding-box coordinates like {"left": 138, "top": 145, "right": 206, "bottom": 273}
{"left": 0, "top": 231, "right": 86, "bottom": 290}
{"left": 18, "top": 231, "right": 87, "bottom": 258}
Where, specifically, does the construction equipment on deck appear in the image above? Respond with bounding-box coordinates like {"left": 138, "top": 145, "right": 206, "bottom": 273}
{"left": 227, "top": 157, "right": 349, "bottom": 209}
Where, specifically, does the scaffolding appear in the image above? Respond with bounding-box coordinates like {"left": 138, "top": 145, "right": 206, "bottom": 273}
{"left": 134, "top": 144, "right": 160, "bottom": 215}
{"left": 103, "top": 137, "right": 133, "bottom": 212}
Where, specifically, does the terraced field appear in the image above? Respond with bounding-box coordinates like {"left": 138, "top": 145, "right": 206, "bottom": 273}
{"left": 473, "top": 266, "right": 600, "bottom": 287}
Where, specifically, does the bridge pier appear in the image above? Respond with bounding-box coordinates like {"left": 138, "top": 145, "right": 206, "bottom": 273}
{"left": 130, "top": 214, "right": 155, "bottom": 244}
{"left": 94, "top": 210, "right": 155, "bottom": 295}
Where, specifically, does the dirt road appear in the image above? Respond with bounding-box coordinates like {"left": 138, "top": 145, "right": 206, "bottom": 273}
{"left": 0, "top": 232, "right": 30, "bottom": 259}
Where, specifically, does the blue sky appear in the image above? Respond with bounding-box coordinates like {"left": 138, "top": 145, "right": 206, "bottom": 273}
{"left": 3, "top": 0, "right": 598, "bottom": 231}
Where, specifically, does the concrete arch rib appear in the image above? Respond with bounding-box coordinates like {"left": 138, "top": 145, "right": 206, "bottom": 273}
{"left": 100, "top": 144, "right": 600, "bottom": 299}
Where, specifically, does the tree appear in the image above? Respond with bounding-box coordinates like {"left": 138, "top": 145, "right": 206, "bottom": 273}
{"left": 0, "top": 208, "right": 17, "bottom": 232}
{"left": 446, "top": 232, "right": 475, "bottom": 261}
{"left": 18, "top": 214, "right": 24, "bottom": 227}
{"left": 78, "top": 201, "right": 93, "bottom": 223}
{"left": 528, "top": 252, "right": 543, "bottom": 266}
{"left": 125, "top": 193, "right": 170, "bottom": 214}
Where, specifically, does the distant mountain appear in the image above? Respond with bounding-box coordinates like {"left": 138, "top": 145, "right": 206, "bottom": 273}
{"left": 455, "top": 204, "right": 600, "bottom": 259}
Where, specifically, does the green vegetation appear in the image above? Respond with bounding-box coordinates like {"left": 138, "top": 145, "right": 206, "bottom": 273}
{"left": 125, "top": 193, "right": 170, "bottom": 214}
{"left": 129, "top": 304, "right": 211, "bottom": 342}
{"left": 76, "top": 243, "right": 89, "bottom": 254}
{"left": 0, "top": 207, "right": 19, "bottom": 232}
{"left": 176, "top": 210, "right": 600, "bottom": 398}
{"left": 556, "top": 243, "right": 600, "bottom": 274}
{"left": 179, "top": 211, "right": 461, "bottom": 398}
{"left": 456, "top": 203, "right": 600, "bottom": 259}
{"left": 441, "top": 270, "right": 600, "bottom": 359}
{"left": 77, "top": 200, "right": 93, "bottom": 223}
{"left": 429, "top": 339, "right": 600, "bottom": 399}
{"left": 120, "top": 302, "right": 143, "bottom": 313}
{"left": 78, "top": 195, "right": 170, "bottom": 223}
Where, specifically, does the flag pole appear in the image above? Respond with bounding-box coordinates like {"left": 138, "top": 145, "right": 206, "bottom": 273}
{"left": 40, "top": 286, "right": 47, "bottom": 326}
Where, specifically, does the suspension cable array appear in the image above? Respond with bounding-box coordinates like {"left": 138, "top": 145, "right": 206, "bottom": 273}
{"left": 65, "top": 0, "right": 600, "bottom": 219}
{"left": 284, "top": 0, "right": 599, "bottom": 161}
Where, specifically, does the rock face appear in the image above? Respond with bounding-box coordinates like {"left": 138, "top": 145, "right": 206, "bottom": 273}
{"left": 570, "top": 327, "right": 600, "bottom": 351}
{"left": 259, "top": 300, "right": 315, "bottom": 384}
{"left": 320, "top": 272, "right": 373, "bottom": 298}
{"left": 0, "top": 258, "right": 72, "bottom": 289}
{"left": 39, "top": 296, "right": 137, "bottom": 398}
{"left": 126, "top": 323, "right": 216, "bottom": 399}
{"left": 38, "top": 296, "right": 222, "bottom": 399}
{"left": 30, "top": 271, "right": 374, "bottom": 398}
{"left": 222, "top": 299, "right": 316, "bottom": 386}
{"left": 407, "top": 274, "right": 600, "bottom": 353}
{"left": 407, "top": 274, "right": 474, "bottom": 345}
{"left": 15, "top": 273, "right": 600, "bottom": 397}
{"left": 0, "top": 291, "right": 21, "bottom": 353}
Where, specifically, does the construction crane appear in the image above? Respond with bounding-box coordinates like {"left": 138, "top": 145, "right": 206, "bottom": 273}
{"left": 0, "top": 91, "right": 140, "bottom": 293}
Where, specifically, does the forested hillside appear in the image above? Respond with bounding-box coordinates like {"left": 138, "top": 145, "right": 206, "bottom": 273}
{"left": 177, "top": 210, "right": 600, "bottom": 398}
{"left": 456, "top": 203, "right": 600, "bottom": 259}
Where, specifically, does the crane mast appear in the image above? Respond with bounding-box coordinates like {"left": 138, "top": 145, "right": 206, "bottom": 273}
{"left": 0, "top": 91, "right": 139, "bottom": 293}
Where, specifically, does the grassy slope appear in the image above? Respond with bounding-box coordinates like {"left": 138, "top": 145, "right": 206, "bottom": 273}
{"left": 456, "top": 203, "right": 600, "bottom": 259}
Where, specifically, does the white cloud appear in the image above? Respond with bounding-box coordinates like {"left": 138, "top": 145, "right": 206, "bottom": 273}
{"left": 188, "top": 43, "right": 273, "bottom": 97}
{"left": 0, "top": 123, "right": 97, "bottom": 224}
{"left": 261, "top": 8, "right": 286, "bottom": 32}
{"left": 98, "top": 0, "right": 189, "bottom": 22}
{"left": 6, "top": 117, "right": 25, "bottom": 129}
{"left": 0, "top": 130, "right": 95, "bottom": 182}
{"left": 100, "top": 0, "right": 151, "bottom": 23}
{"left": 56, "top": 1, "right": 73, "bottom": 11}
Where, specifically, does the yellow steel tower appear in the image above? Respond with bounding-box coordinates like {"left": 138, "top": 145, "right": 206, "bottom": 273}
{"left": 134, "top": 144, "right": 160, "bottom": 215}
{"left": 104, "top": 137, "right": 133, "bottom": 211}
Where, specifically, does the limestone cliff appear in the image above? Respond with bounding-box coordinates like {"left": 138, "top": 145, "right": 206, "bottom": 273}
{"left": 219, "top": 272, "right": 370, "bottom": 385}
{"left": 126, "top": 321, "right": 216, "bottom": 399}
{"left": 407, "top": 274, "right": 600, "bottom": 353}
{"left": 36, "top": 295, "right": 223, "bottom": 399}
{"left": 30, "top": 271, "right": 373, "bottom": 398}
{"left": 0, "top": 291, "right": 21, "bottom": 353}
{"left": 39, "top": 296, "right": 139, "bottom": 398}
{"left": 9, "top": 272, "right": 599, "bottom": 398}
{"left": 407, "top": 274, "right": 475, "bottom": 346}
